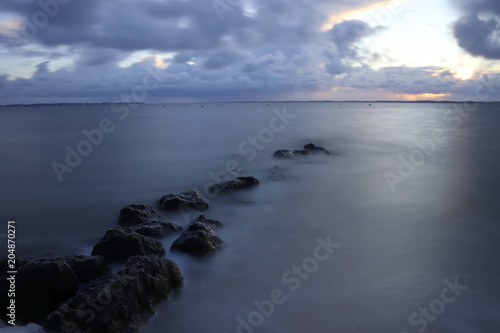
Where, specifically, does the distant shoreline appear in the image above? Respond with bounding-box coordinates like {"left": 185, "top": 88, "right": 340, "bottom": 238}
{"left": 1, "top": 100, "right": 500, "bottom": 107}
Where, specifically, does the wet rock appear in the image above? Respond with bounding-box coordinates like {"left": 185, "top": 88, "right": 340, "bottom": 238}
{"left": 118, "top": 204, "right": 162, "bottom": 226}
{"left": 303, "top": 143, "right": 331, "bottom": 155}
{"left": 159, "top": 190, "right": 209, "bottom": 210}
{"left": 62, "top": 255, "right": 110, "bottom": 283}
{"left": 91, "top": 227, "right": 165, "bottom": 262}
{"left": 133, "top": 221, "right": 183, "bottom": 238}
{"left": 273, "top": 149, "right": 311, "bottom": 159}
{"left": 45, "top": 256, "right": 183, "bottom": 333}
{"left": 171, "top": 222, "right": 223, "bottom": 256}
{"left": 189, "top": 214, "right": 223, "bottom": 229}
{"left": 210, "top": 176, "right": 260, "bottom": 192}
{"left": 0, "top": 257, "right": 79, "bottom": 325}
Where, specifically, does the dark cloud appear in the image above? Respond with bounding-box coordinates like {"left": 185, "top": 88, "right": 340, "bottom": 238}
{"left": 329, "top": 20, "right": 381, "bottom": 57}
{"left": 452, "top": 0, "right": 500, "bottom": 59}
{"left": 453, "top": 15, "right": 500, "bottom": 59}
{"left": 323, "top": 20, "right": 381, "bottom": 75}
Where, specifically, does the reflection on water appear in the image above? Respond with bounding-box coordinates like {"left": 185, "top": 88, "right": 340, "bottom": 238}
{"left": 1, "top": 102, "right": 499, "bottom": 332}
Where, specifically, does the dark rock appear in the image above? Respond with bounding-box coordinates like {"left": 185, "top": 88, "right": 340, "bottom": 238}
{"left": 91, "top": 227, "right": 165, "bottom": 262}
{"left": 0, "top": 257, "right": 79, "bottom": 325}
{"left": 159, "top": 190, "right": 209, "bottom": 210}
{"left": 62, "top": 255, "right": 110, "bottom": 282}
{"left": 189, "top": 214, "right": 223, "bottom": 229}
{"left": 45, "top": 256, "right": 183, "bottom": 333}
{"left": 133, "top": 221, "right": 183, "bottom": 238}
{"left": 273, "top": 149, "right": 311, "bottom": 159}
{"left": 118, "top": 204, "right": 162, "bottom": 226}
{"left": 210, "top": 176, "right": 260, "bottom": 192}
{"left": 303, "top": 143, "right": 331, "bottom": 155}
{"left": 171, "top": 222, "right": 223, "bottom": 256}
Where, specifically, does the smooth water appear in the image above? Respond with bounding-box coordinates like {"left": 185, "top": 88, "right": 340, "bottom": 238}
{"left": 1, "top": 102, "right": 499, "bottom": 333}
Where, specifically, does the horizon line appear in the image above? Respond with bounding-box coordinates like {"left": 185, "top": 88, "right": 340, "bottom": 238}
{"left": 2, "top": 100, "right": 500, "bottom": 107}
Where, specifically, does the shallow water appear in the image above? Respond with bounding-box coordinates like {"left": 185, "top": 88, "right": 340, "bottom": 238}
{"left": 1, "top": 102, "right": 499, "bottom": 333}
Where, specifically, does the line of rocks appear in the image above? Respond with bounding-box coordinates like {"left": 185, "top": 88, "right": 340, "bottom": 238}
{"left": 0, "top": 143, "right": 329, "bottom": 332}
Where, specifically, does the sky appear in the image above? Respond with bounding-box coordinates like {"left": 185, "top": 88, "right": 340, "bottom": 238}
{"left": 0, "top": 0, "right": 499, "bottom": 104}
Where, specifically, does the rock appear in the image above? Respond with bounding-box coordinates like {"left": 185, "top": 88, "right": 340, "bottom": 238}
{"left": 0, "top": 257, "right": 79, "bottom": 325}
{"left": 118, "top": 204, "right": 162, "bottom": 226}
{"left": 189, "top": 214, "right": 223, "bottom": 229}
{"left": 159, "top": 190, "right": 209, "bottom": 210}
{"left": 133, "top": 221, "right": 183, "bottom": 238}
{"left": 171, "top": 222, "right": 223, "bottom": 256}
{"left": 210, "top": 176, "right": 260, "bottom": 192}
{"left": 62, "top": 255, "right": 110, "bottom": 282}
{"left": 91, "top": 227, "right": 165, "bottom": 262}
{"left": 45, "top": 256, "right": 183, "bottom": 333}
{"left": 303, "top": 143, "right": 331, "bottom": 155}
{"left": 273, "top": 149, "right": 311, "bottom": 159}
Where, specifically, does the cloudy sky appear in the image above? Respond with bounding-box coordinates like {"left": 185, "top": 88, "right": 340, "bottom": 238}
{"left": 0, "top": 0, "right": 499, "bottom": 104}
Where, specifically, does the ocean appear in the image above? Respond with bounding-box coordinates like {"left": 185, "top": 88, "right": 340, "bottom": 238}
{"left": 1, "top": 102, "right": 499, "bottom": 333}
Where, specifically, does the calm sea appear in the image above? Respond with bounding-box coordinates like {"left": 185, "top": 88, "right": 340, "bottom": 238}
{"left": 1, "top": 102, "right": 499, "bottom": 333}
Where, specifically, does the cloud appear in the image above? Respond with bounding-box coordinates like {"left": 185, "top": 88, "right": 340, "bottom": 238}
{"left": 203, "top": 49, "right": 245, "bottom": 69}
{"left": 0, "top": 0, "right": 497, "bottom": 103}
{"left": 453, "top": 14, "right": 500, "bottom": 59}
{"left": 328, "top": 20, "right": 381, "bottom": 57}
{"left": 452, "top": 0, "right": 500, "bottom": 59}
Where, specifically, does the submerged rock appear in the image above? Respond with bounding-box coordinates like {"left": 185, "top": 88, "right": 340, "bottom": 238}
{"left": 118, "top": 204, "right": 162, "bottom": 226}
{"left": 303, "top": 143, "right": 331, "bottom": 155}
{"left": 133, "top": 221, "right": 183, "bottom": 238}
{"left": 159, "top": 190, "right": 209, "bottom": 210}
{"left": 273, "top": 149, "right": 311, "bottom": 159}
{"left": 91, "top": 227, "right": 165, "bottom": 262}
{"left": 171, "top": 222, "right": 223, "bottom": 256}
{"left": 0, "top": 257, "right": 79, "bottom": 325}
{"left": 189, "top": 214, "right": 223, "bottom": 229}
{"left": 45, "top": 256, "right": 183, "bottom": 333}
{"left": 210, "top": 176, "right": 260, "bottom": 192}
{"left": 273, "top": 143, "right": 331, "bottom": 158}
